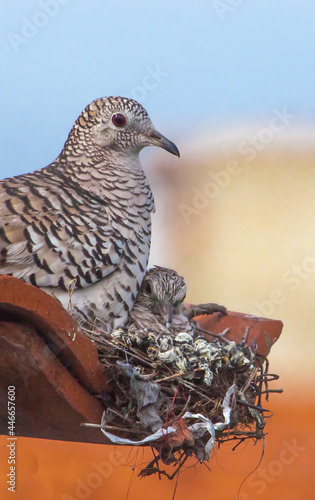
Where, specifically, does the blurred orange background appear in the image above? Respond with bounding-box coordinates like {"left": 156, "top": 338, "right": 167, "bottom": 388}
{"left": 0, "top": 392, "right": 313, "bottom": 500}
{"left": 1, "top": 132, "right": 315, "bottom": 499}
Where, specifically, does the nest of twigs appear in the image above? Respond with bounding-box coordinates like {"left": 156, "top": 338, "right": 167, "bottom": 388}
{"left": 83, "top": 324, "right": 280, "bottom": 478}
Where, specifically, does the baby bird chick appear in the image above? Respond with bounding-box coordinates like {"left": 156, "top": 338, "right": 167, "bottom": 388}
{"left": 128, "top": 266, "right": 226, "bottom": 336}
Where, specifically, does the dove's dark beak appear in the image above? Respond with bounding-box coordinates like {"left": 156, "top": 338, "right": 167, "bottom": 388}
{"left": 148, "top": 130, "right": 180, "bottom": 157}
{"left": 164, "top": 302, "right": 174, "bottom": 328}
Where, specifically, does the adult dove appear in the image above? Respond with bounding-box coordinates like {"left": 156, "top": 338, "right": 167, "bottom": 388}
{"left": 0, "top": 97, "right": 179, "bottom": 330}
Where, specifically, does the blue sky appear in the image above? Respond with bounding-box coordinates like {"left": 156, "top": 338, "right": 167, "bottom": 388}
{"left": 1, "top": 0, "right": 315, "bottom": 177}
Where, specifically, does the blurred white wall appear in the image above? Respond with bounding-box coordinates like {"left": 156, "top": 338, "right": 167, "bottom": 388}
{"left": 149, "top": 126, "right": 315, "bottom": 382}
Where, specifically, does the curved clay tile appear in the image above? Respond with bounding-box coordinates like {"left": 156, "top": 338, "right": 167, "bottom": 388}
{"left": 0, "top": 276, "right": 282, "bottom": 444}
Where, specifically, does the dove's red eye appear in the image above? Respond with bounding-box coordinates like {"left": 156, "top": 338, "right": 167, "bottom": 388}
{"left": 112, "top": 113, "right": 126, "bottom": 127}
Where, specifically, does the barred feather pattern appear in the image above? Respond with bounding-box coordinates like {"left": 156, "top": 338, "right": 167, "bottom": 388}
{"left": 0, "top": 97, "right": 179, "bottom": 330}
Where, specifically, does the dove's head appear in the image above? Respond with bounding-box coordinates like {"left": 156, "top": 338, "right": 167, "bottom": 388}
{"left": 62, "top": 96, "right": 179, "bottom": 163}
{"left": 139, "top": 266, "right": 187, "bottom": 327}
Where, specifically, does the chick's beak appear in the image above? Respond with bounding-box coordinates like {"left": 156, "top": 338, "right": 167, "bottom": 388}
{"left": 164, "top": 302, "right": 174, "bottom": 328}
{"left": 148, "top": 130, "right": 180, "bottom": 157}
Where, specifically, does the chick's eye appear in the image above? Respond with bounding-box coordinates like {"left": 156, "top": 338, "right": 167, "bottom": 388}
{"left": 144, "top": 282, "right": 152, "bottom": 295}
{"left": 112, "top": 113, "right": 126, "bottom": 127}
